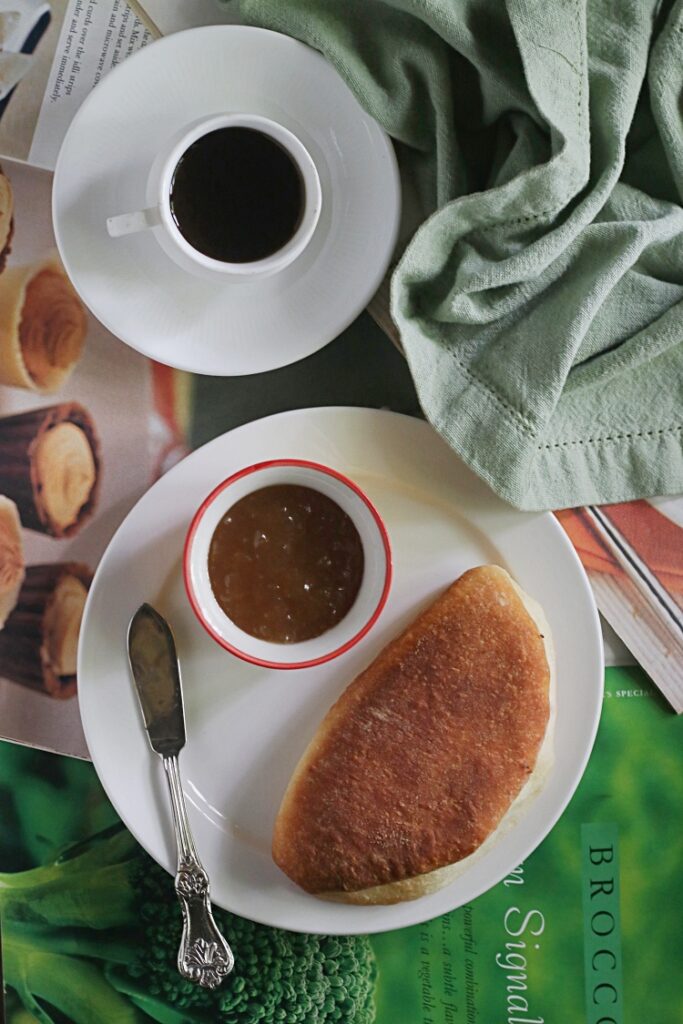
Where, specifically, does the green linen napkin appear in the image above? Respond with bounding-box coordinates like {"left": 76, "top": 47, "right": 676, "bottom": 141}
{"left": 237, "top": 0, "right": 683, "bottom": 510}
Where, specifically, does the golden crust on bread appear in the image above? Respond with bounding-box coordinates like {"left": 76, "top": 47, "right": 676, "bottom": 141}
{"left": 272, "top": 565, "right": 551, "bottom": 901}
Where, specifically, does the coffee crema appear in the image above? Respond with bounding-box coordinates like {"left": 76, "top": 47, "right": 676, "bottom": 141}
{"left": 208, "top": 484, "right": 364, "bottom": 644}
{"left": 169, "top": 127, "right": 304, "bottom": 264}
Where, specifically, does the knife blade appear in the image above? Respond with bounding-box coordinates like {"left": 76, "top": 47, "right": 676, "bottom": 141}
{"left": 128, "top": 602, "right": 185, "bottom": 758}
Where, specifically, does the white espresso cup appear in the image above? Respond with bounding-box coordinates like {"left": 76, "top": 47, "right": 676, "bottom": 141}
{"left": 106, "top": 113, "right": 322, "bottom": 280}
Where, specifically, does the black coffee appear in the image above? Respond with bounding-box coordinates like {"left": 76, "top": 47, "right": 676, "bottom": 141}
{"left": 169, "top": 127, "right": 305, "bottom": 263}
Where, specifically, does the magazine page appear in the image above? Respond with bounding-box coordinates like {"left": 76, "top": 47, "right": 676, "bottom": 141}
{"left": 0, "top": 156, "right": 179, "bottom": 758}
{"left": 1, "top": 664, "right": 680, "bottom": 1023}
{"left": 0, "top": 0, "right": 151, "bottom": 169}
{"left": 129, "top": 0, "right": 238, "bottom": 36}
{"left": 370, "top": 667, "right": 681, "bottom": 1024}
{"left": 558, "top": 503, "right": 683, "bottom": 713}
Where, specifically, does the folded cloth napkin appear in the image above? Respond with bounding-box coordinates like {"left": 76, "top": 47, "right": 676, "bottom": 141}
{"left": 238, "top": 0, "right": 683, "bottom": 510}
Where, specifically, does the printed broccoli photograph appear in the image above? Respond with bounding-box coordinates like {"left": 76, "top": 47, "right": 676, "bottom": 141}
{"left": 0, "top": 746, "right": 377, "bottom": 1024}
{"left": 3, "top": 666, "right": 683, "bottom": 1024}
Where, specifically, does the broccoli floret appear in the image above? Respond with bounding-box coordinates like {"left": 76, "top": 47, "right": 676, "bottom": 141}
{"left": 1, "top": 824, "right": 377, "bottom": 1024}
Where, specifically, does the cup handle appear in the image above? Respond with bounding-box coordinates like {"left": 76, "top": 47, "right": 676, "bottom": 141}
{"left": 106, "top": 206, "right": 161, "bottom": 238}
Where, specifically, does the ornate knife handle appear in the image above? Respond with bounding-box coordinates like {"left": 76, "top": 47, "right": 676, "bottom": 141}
{"left": 164, "top": 755, "right": 234, "bottom": 988}
{"left": 175, "top": 859, "right": 234, "bottom": 987}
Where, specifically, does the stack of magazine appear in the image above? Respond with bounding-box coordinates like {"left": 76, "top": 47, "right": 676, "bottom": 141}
{"left": 0, "top": 3, "right": 681, "bottom": 1022}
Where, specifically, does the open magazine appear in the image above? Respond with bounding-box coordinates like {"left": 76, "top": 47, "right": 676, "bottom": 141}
{"left": 558, "top": 503, "right": 683, "bottom": 712}
{"left": 2, "top": 663, "right": 682, "bottom": 1023}
{"left": 0, "top": 0, "right": 151, "bottom": 169}
{"left": 0, "top": 154, "right": 187, "bottom": 758}
{"left": 1, "top": 5, "right": 682, "bottom": 1024}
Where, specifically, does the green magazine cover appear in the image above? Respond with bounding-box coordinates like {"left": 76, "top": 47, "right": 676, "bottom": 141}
{"left": 1, "top": 665, "right": 682, "bottom": 1024}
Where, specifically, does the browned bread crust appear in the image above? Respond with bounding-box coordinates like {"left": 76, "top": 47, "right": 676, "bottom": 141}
{"left": 272, "top": 565, "right": 551, "bottom": 900}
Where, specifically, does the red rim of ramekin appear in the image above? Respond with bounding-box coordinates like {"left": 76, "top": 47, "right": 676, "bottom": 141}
{"left": 183, "top": 459, "right": 393, "bottom": 669}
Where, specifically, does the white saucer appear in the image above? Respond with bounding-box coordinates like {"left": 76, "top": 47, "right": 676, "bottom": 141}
{"left": 52, "top": 27, "right": 400, "bottom": 376}
{"left": 78, "top": 408, "right": 603, "bottom": 934}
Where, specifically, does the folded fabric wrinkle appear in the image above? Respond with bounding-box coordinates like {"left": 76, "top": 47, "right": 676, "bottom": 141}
{"left": 238, "top": 0, "right": 683, "bottom": 510}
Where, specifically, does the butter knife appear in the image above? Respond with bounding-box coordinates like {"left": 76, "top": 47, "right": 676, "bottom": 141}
{"left": 127, "top": 603, "right": 234, "bottom": 988}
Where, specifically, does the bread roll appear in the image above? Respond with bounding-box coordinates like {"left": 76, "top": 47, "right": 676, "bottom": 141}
{"left": 272, "top": 565, "right": 554, "bottom": 904}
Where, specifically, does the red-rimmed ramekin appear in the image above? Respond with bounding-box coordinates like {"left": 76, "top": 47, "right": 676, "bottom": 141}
{"left": 183, "top": 459, "right": 392, "bottom": 669}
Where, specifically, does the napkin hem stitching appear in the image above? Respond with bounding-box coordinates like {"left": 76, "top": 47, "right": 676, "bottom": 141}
{"left": 539, "top": 425, "right": 682, "bottom": 450}
{"left": 445, "top": 349, "right": 536, "bottom": 433}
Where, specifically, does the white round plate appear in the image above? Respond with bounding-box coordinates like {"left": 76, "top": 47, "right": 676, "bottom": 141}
{"left": 79, "top": 408, "right": 603, "bottom": 934}
{"left": 52, "top": 27, "right": 400, "bottom": 376}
